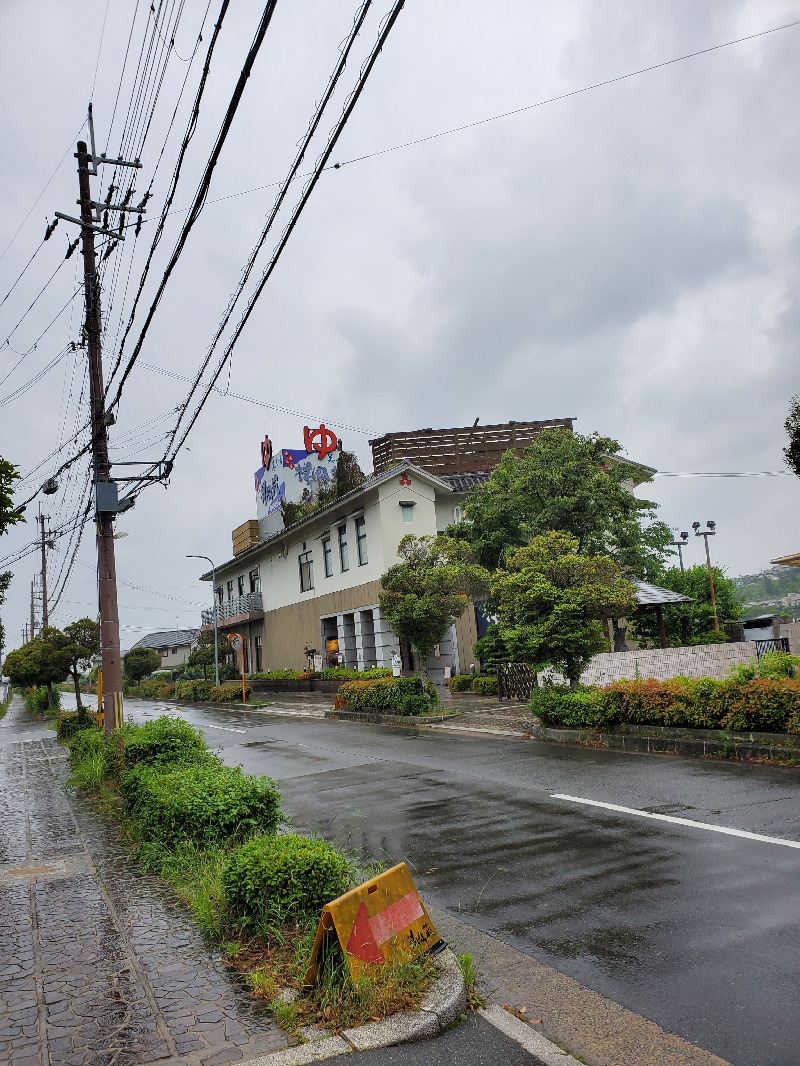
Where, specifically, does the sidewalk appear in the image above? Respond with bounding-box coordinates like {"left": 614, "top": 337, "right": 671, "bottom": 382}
{"left": 0, "top": 696, "right": 289, "bottom": 1066}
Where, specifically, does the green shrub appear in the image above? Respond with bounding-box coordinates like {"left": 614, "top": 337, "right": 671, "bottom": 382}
{"left": 531, "top": 676, "right": 800, "bottom": 734}
{"left": 249, "top": 669, "right": 302, "bottom": 680}
{"left": 728, "top": 650, "right": 799, "bottom": 683}
{"left": 448, "top": 674, "right": 473, "bottom": 692}
{"left": 121, "top": 762, "right": 282, "bottom": 847}
{"left": 223, "top": 833, "right": 353, "bottom": 925}
{"left": 319, "top": 666, "right": 392, "bottom": 680}
{"left": 57, "top": 710, "right": 98, "bottom": 739}
{"left": 472, "top": 675, "right": 498, "bottom": 696}
{"left": 175, "top": 679, "right": 213, "bottom": 701}
{"left": 338, "top": 676, "right": 437, "bottom": 716}
{"left": 137, "top": 680, "right": 176, "bottom": 700}
{"left": 115, "top": 715, "right": 210, "bottom": 771}
{"left": 211, "top": 683, "right": 251, "bottom": 702}
{"left": 24, "top": 686, "right": 59, "bottom": 714}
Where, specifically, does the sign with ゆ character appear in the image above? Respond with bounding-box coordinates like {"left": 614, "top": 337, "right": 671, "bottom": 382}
{"left": 305, "top": 862, "right": 443, "bottom": 984}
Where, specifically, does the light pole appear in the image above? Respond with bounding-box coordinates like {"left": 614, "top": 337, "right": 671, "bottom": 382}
{"left": 187, "top": 554, "right": 220, "bottom": 686}
{"left": 669, "top": 531, "right": 690, "bottom": 575}
{"left": 693, "top": 521, "right": 719, "bottom": 631}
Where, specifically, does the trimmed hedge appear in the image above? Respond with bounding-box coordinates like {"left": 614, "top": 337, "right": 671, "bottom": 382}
{"left": 449, "top": 675, "right": 473, "bottom": 692}
{"left": 223, "top": 834, "right": 353, "bottom": 924}
{"left": 338, "top": 676, "right": 438, "bottom": 716}
{"left": 531, "top": 677, "right": 800, "bottom": 734}
{"left": 210, "top": 682, "right": 251, "bottom": 702}
{"left": 116, "top": 715, "right": 210, "bottom": 770}
{"left": 136, "top": 680, "right": 176, "bottom": 700}
{"left": 250, "top": 669, "right": 302, "bottom": 680}
{"left": 121, "top": 761, "right": 282, "bottom": 847}
{"left": 319, "top": 667, "right": 392, "bottom": 680}
{"left": 472, "top": 675, "right": 498, "bottom": 696}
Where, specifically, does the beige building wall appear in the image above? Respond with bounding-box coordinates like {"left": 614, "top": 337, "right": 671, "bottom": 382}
{"left": 453, "top": 606, "right": 480, "bottom": 676}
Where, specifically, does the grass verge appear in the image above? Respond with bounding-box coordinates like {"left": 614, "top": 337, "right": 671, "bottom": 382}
{"left": 65, "top": 717, "right": 437, "bottom": 1036}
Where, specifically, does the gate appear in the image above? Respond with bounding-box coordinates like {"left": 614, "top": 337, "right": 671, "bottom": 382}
{"left": 498, "top": 663, "right": 537, "bottom": 701}
{"left": 754, "top": 637, "right": 790, "bottom": 659}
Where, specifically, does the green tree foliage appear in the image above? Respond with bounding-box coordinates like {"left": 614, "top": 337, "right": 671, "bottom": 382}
{"left": 123, "top": 646, "right": 162, "bottom": 685}
{"left": 281, "top": 451, "right": 367, "bottom": 526}
{"left": 0, "top": 456, "right": 23, "bottom": 538}
{"left": 450, "top": 428, "right": 672, "bottom": 577}
{"left": 473, "top": 623, "right": 511, "bottom": 673}
{"left": 62, "top": 618, "right": 100, "bottom": 715}
{"left": 379, "top": 535, "right": 490, "bottom": 686}
{"left": 3, "top": 628, "right": 71, "bottom": 708}
{"left": 187, "top": 629, "right": 227, "bottom": 680}
{"left": 784, "top": 395, "right": 800, "bottom": 477}
{"left": 631, "top": 565, "right": 742, "bottom": 647}
{"left": 0, "top": 571, "right": 11, "bottom": 661}
{"left": 491, "top": 531, "right": 638, "bottom": 687}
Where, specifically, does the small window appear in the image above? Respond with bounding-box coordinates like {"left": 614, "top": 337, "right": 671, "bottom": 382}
{"left": 400, "top": 502, "right": 415, "bottom": 523}
{"left": 249, "top": 568, "right": 260, "bottom": 593}
{"left": 322, "top": 537, "right": 333, "bottom": 578}
{"left": 226, "top": 580, "right": 234, "bottom": 600}
{"left": 299, "top": 550, "right": 314, "bottom": 592}
{"left": 237, "top": 575, "right": 245, "bottom": 597}
{"left": 171, "top": 647, "right": 179, "bottom": 655}
{"left": 160, "top": 649, "right": 168, "bottom": 657}
{"left": 338, "top": 525, "right": 349, "bottom": 572}
{"left": 255, "top": 635, "right": 263, "bottom": 672}
{"left": 355, "top": 516, "right": 368, "bottom": 565}
{"left": 215, "top": 585, "right": 223, "bottom": 605}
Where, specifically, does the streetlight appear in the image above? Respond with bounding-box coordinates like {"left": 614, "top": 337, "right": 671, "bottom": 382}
{"left": 670, "top": 531, "right": 690, "bottom": 575}
{"left": 692, "top": 521, "right": 719, "bottom": 631}
{"left": 186, "top": 554, "right": 220, "bottom": 686}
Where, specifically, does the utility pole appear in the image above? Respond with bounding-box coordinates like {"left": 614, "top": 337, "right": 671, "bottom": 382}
{"left": 669, "top": 531, "right": 689, "bottom": 576}
{"left": 693, "top": 521, "right": 719, "bottom": 632}
{"left": 39, "top": 512, "right": 49, "bottom": 629}
{"left": 30, "top": 580, "right": 36, "bottom": 640}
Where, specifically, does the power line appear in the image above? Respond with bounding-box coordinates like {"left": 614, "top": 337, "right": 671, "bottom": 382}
{"left": 655, "top": 471, "right": 794, "bottom": 477}
{"left": 163, "top": 0, "right": 407, "bottom": 469}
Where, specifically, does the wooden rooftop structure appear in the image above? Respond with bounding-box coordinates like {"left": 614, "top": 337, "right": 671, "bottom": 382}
{"left": 369, "top": 418, "right": 575, "bottom": 477}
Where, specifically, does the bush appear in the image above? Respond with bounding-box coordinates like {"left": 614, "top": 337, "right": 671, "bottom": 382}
{"left": 121, "top": 761, "right": 282, "bottom": 848}
{"left": 25, "top": 686, "right": 58, "bottom": 714}
{"left": 472, "top": 675, "right": 498, "bottom": 696}
{"left": 115, "top": 715, "right": 210, "bottom": 771}
{"left": 531, "top": 676, "right": 800, "bottom": 734}
{"left": 210, "top": 683, "right": 251, "bottom": 702}
{"left": 57, "top": 710, "right": 99, "bottom": 739}
{"left": 137, "top": 680, "right": 176, "bottom": 700}
{"left": 174, "top": 679, "right": 214, "bottom": 701}
{"left": 337, "top": 676, "right": 437, "bottom": 716}
{"left": 448, "top": 675, "right": 473, "bottom": 692}
{"left": 319, "top": 666, "right": 392, "bottom": 680}
{"left": 249, "top": 669, "right": 302, "bottom": 680}
{"left": 223, "top": 834, "right": 353, "bottom": 925}
{"left": 728, "top": 650, "right": 800, "bottom": 683}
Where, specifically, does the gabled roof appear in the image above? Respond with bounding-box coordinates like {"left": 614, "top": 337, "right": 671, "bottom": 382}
{"left": 440, "top": 473, "right": 491, "bottom": 493}
{"left": 131, "top": 628, "right": 199, "bottom": 651}
{"left": 632, "top": 581, "right": 692, "bottom": 606}
{"left": 202, "top": 460, "right": 455, "bottom": 579}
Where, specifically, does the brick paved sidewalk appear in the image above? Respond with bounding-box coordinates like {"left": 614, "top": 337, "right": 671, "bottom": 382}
{"left": 0, "top": 697, "right": 288, "bottom": 1066}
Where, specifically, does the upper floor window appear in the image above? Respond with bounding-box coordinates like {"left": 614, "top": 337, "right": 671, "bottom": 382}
{"left": 453, "top": 505, "right": 463, "bottom": 523}
{"left": 322, "top": 537, "right": 333, "bottom": 578}
{"left": 215, "top": 585, "right": 223, "bottom": 605}
{"left": 400, "top": 502, "right": 415, "bottom": 523}
{"left": 237, "top": 575, "right": 245, "bottom": 597}
{"left": 338, "top": 525, "right": 349, "bottom": 572}
{"left": 226, "top": 580, "right": 234, "bottom": 600}
{"left": 355, "top": 516, "right": 368, "bottom": 565}
{"left": 299, "top": 550, "right": 314, "bottom": 592}
{"left": 249, "top": 568, "right": 260, "bottom": 593}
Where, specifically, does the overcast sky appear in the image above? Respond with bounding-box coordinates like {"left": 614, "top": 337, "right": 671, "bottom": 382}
{"left": 1, "top": 0, "right": 799, "bottom": 649}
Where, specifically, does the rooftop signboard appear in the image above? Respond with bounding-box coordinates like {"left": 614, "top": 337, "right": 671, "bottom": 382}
{"left": 255, "top": 425, "right": 341, "bottom": 536}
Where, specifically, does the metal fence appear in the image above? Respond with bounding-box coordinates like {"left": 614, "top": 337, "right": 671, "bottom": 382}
{"left": 754, "top": 637, "right": 790, "bottom": 659}
{"left": 498, "top": 663, "right": 537, "bottom": 701}
{"left": 201, "top": 592, "right": 263, "bottom": 626}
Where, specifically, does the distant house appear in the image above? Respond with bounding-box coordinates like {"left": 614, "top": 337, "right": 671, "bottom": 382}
{"left": 130, "top": 629, "right": 199, "bottom": 671}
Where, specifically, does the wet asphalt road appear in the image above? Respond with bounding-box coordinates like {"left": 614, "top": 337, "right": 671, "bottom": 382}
{"left": 120, "top": 698, "right": 800, "bottom": 1066}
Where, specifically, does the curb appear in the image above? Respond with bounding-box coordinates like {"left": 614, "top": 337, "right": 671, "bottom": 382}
{"left": 240, "top": 948, "right": 466, "bottom": 1066}
{"left": 325, "top": 709, "right": 462, "bottom": 726}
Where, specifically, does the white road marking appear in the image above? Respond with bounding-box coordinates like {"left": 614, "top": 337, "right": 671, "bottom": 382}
{"left": 479, "top": 1004, "right": 581, "bottom": 1063}
{"left": 196, "top": 723, "right": 247, "bottom": 734}
{"left": 551, "top": 793, "right": 800, "bottom": 849}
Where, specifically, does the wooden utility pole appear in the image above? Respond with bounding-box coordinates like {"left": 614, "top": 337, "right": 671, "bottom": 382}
{"left": 39, "top": 512, "right": 49, "bottom": 629}
{"left": 76, "top": 139, "right": 124, "bottom": 732}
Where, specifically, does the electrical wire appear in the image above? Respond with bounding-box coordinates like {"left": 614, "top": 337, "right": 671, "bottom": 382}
{"left": 655, "top": 471, "right": 794, "bottom": 477}
{"left": 0, "top": 236, "right": 48, "bottom": 312}
{"left": 162, "top": 0, "right": 407, "bottom": 471}
{"left": 0, "top": 286, "right": 84, "bottom": 387}
{"left": 108, "top": 0, "right": 280, "bottom": 410}
{"left": 2, "top": 256, "right": 68, "bottom": 344}
{"left": 0, "top": 344, "right": 73, "bottom": 409}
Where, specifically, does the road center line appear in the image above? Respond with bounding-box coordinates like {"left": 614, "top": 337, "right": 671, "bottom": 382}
{"left": 550, "top": 793, "right": 800, "bottom": 849}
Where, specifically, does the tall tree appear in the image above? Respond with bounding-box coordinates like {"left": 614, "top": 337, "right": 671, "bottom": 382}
{"left": 450, "top": 428, "right": 672, "bottom": 577}
{"left": 0, "top": 571, "right": 11, "bottom": 665}
{"left": 784, "top": 395, "right": 800, "bottom": 477}
{"left": 0, "top": 455, "right": 22, "bottom": 669}
{"left": 490, "top": 531, "right": 637, "bottom": 688}
{"left": 380, "top": 535, "right": 490, "bottom": 687}
{"left": 62, "top": 618, "right": 100, "bottom": 716}
{"left": 123, "top": 647, "right": 161, "bottom": 686}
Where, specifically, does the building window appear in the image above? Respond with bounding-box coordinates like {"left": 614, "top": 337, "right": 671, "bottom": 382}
{"left": 338, "top": 525, "right": 349, "bottom": 572}
{"left": 243, "top": 642, "right": 250, "bottom": 674}
{"left": 160, "top": 649, "right": 168, "bottom": 658}
{"left": 226, "top": 580, "right": 234, "bottom": 600}
{"left": 237, "top": 575, "right": 245, "bottom": 597}
{"left": 322, "top": 537, "right": 333, "bottom": 578}
{"left": 453, "top": 505, "right": 463, "bottom": 523}
{"left": 171, "top": 647, "right": 179, "bottom": 655}
{"left": 255, "top": 635, "right": 263, "bottom": 672}
{"left": 355, "top": 516, "right": 368, "bottom": 565}
{"left": 215, "top": 585, "right": 223, "bottom": 605}
{"left": 249, "top": 568, "right": 260, "bottom": 593}
{"left": 400, "top": 502, "right": 415, "bottom": 523}
{"left": 299, "top": 550, "right": 314, "bottom": 592}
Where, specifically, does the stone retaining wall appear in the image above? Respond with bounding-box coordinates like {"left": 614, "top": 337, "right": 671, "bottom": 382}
{"left": 544, "top": 641, "right": 759, "bottom": 685}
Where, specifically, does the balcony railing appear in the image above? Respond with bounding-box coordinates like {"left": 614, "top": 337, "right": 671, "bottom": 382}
{"left": 202, "top": 592, "right": 263, "bottom": 626}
